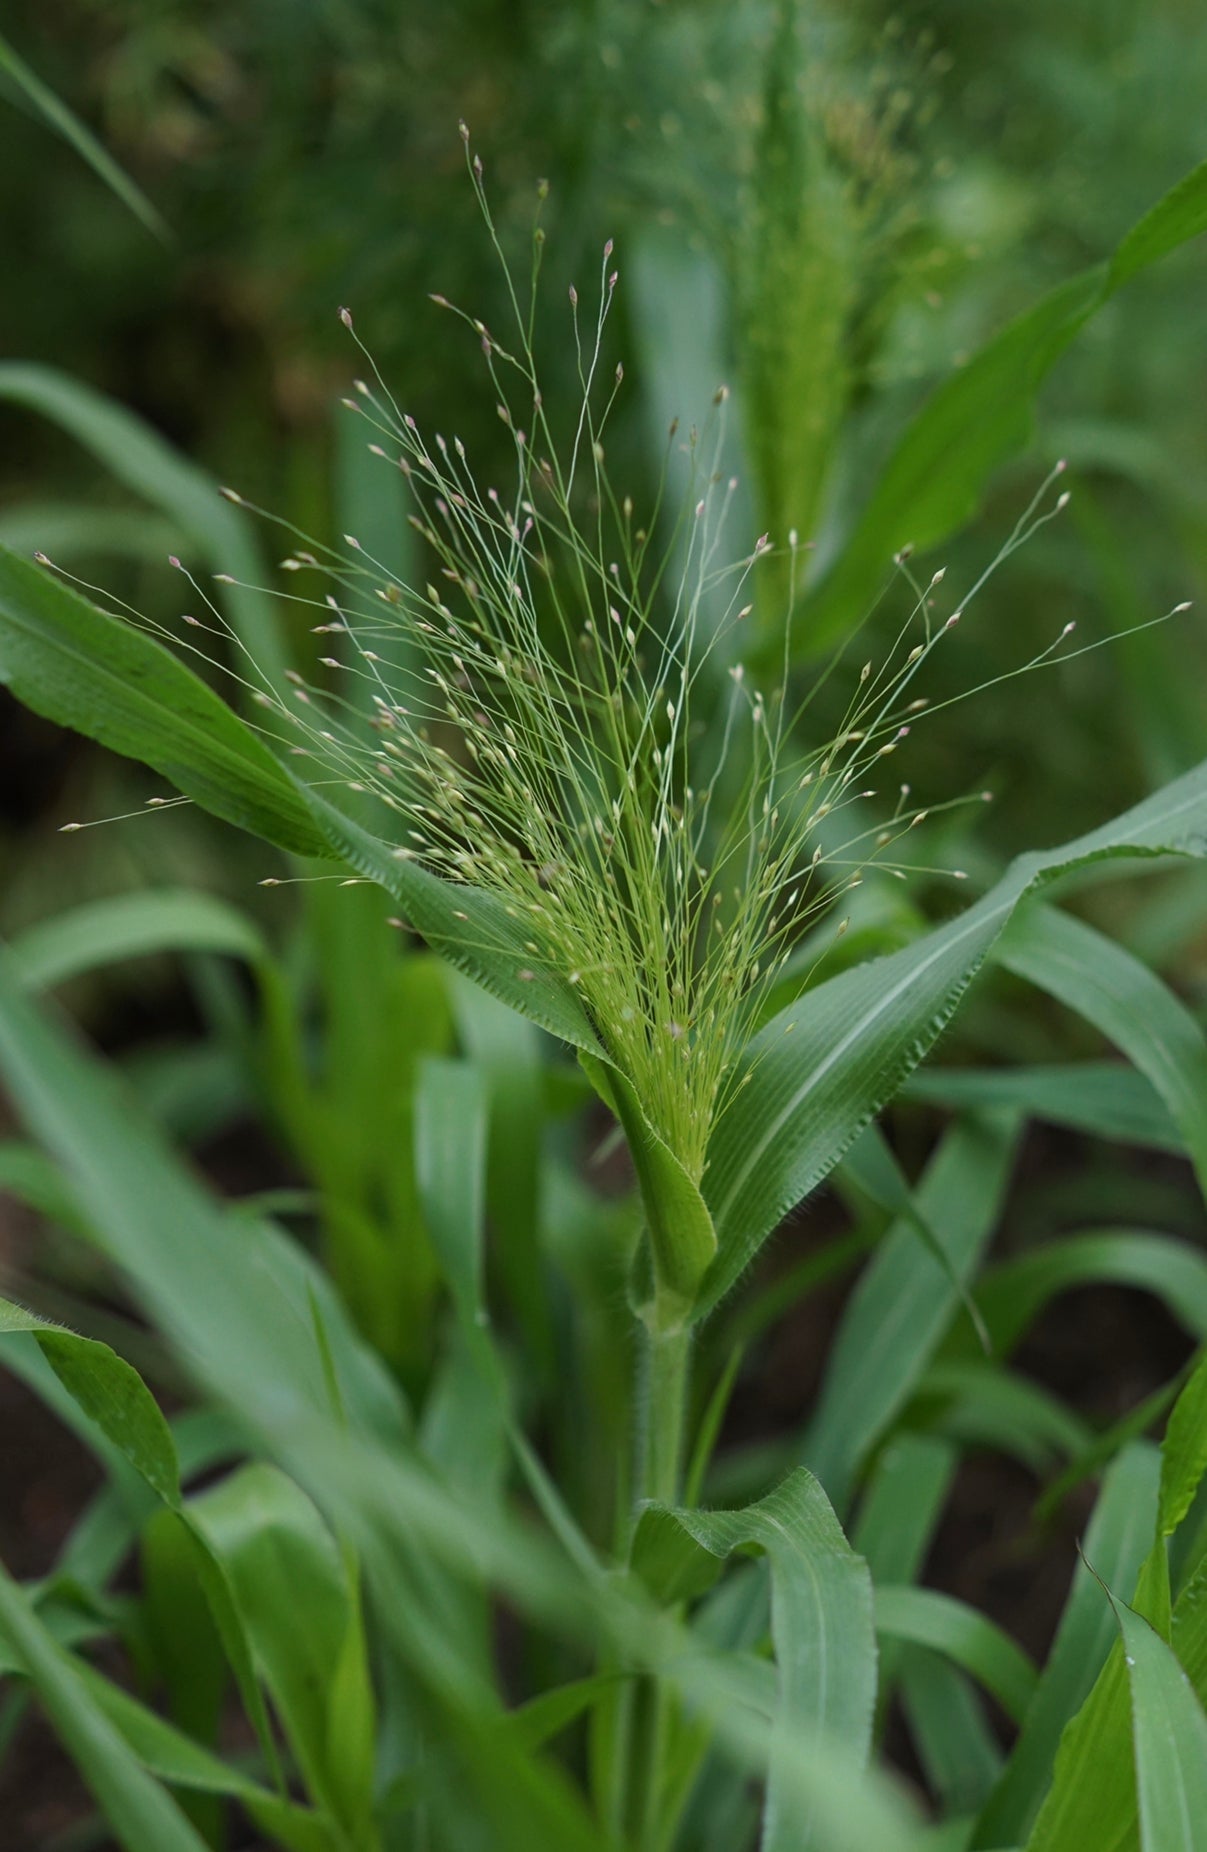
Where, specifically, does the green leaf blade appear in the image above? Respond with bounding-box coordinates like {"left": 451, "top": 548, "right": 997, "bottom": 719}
{"left": 874, "top": 1585, "right": 1038, "bottom": 1725}
{"left": 0, "top": 546, "right": 323, "bottom": 856}
{"left": 1160, "top": 1352, "right": 1207, "bottom": 1541}
{"left": 0, "top": 1564, "right": 209, "bottom": 1852}
{"left": 0, "top": 364, "right": 288, "bottom": 689}
{"left": 10, "top": 890, "right": 267, "bottom": 994}
{"left": 633, "top": 1467, "right": 876, "bottom": 1852}
{"left": 0, "top": 33, "right": 168, "bottom": 240}
{"left": 1119, "top": 1601, "right": 1207, "bottom": 1852}
{"left": 800, "top": 155, "right": 1207, "bottom": 650}
{"left": 974, "top": 1444, "right": 1160, "bottom": 1850}
{"left": 702, "top": 757, "right": 1207, "bottom": 1319}
{"left": 996, "top": 904, "right": 1207, "bottom": 1201}
{"left": 803, "top": 1115, "right": 1020, "bottom": 1512}
{"left": 0, "top": 1296, "right": 180, "bottom": 1507}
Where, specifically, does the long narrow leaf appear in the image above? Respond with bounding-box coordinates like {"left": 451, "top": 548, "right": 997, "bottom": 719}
{"left": 800, "top": 156, "right": 1207, "bottom": 647}
{"left": 414, "top": 1057, "right": 490, "bottom": 1330}
{"left": 633, "top": 1467, "right": 876, "bottom": 1852}
{"left": 1023, "top": 1543, "right": 1173, "bottom": 1852}
{"left": 0, "top": 1563, "right": 208, "bottom": 1852}
{"left": 10, "top": 890, "right": 267, "bottom": 993}
{"left": 803, "top": 1114, "right": 1020, "bottom": 1511}
{"left": 974, "top": 1443, "right": 1160, "bottom": 1850}
{"left": 874, "top": 1585, "right": 1038, "bottom": 1724}
{"left": 0, "top": 365, "right": 288, "bottom": 688}
{"left": 702, "top": 758, "right": 1207, "bottom": 1318}
{"left": 904, "top": 1061, "right": 1182, "bottom": 1154}
{"left": 916, "top": 1361, "right": 1092, "bottom": 1472}
{"left": 898, "top": 1648, "right": 1002, "bottom": 1819}
{"left": 972, "top": 1232, "right": 1207, "bottom": 1360}
{"left": 996, "top": 903, "right": 1207, "bottom": 1200}
{"left": 0, "top": 545, "right": 321, "bottom": 855}
{"left": 0, "top": 33, "right": 167, "bottom": 239}
{"left": 1118, "top": 1601, "right": 1207, "bottom": 1852}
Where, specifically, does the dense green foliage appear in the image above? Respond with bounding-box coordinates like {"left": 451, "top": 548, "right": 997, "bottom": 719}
{"left": 2, "top": 5, "right": 1207, "bottom": 1849}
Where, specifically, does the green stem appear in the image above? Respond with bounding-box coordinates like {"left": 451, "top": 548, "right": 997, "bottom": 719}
{"left": 640, "top": 1320, "right": 692, "bottom": 1508}
{"left": 614, "top": 1318, "right": 692, "bottom": 1847}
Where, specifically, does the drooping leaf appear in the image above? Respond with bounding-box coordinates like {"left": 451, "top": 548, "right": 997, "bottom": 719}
{"left": 914, "top": 1361, "right": 1092, "bottom": 1473}
{"left": 9, "top": 889, "right": 268, "bottom": 993}
{"left": 0, "top": 1296, "right": 180, "bottom": 1506}
{"left": 972, "top": 1232, "right": 1207, "bottom": 1361}
{"left": 633, "top": 1467, "right": 876, "bottom": 1852}
{"left": 0, "top": 364, "right": 288, "bottom": 687}
{"left": 0, "top": 545, "right": 322, "bottom": 854}
{"left": 904, "top": 1061, "right": 1182, "bottom": 1154}
{"left": 874, "top": 1586, "right": 1038, "bottom": 1724}
{"left": 996, "top": 903, "right": 1207, "bottom": 1201}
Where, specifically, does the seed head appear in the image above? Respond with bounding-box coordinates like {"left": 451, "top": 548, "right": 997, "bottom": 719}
{"left": 159, "top": 192, "right": 1099, "bottom": 1191}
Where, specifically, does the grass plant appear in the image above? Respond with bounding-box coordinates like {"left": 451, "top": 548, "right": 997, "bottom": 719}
{"left": 1, "top": 111, "right": 1207, "bottom": 1852}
